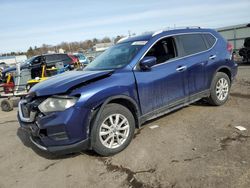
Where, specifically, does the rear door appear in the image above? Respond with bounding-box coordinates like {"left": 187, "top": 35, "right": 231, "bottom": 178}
{"left": 133, "top": 37, "right": 187, "bottom": 115}
{"left": 174, "top": 33, "right": 208, "bottom": 98}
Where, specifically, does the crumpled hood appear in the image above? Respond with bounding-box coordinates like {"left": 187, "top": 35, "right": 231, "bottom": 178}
{"left": 30, "top": 70, "right": 113, "bottom": 96}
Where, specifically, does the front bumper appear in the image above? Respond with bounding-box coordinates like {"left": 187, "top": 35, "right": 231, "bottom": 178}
{"left": 30, "top": 136, "right": 89, "bottom": 154}
{"left": 18, "top": 98, "right": 92, "bottom": 155}
{"left": 18, "top": 114, "right": 90, "bottom": 154}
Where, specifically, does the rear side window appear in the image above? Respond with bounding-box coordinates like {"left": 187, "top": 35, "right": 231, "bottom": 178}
{"left": 176, "top": 34, "right": 207, "bottom": 56}
{"left": 45, "top": 55, "right": 57, "bottom": 63}
{"left": 203, "top": 33, "right": 216, "bottom": 48}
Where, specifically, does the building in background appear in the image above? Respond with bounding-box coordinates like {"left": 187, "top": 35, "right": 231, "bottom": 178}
{"left": 217, "top": 23, "right": 250, "bottom": 52}
{"left": 0, "top": 55, "right": 27, "bottom": 65}
{"left": 93, "top": 42, "right": 113, "bottom": 52}
{"left": 58, "top": 48, "right": 65, "bottom": 53}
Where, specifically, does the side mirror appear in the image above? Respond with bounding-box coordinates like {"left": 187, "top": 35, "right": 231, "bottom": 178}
{"left": 140, "top": 56, "right": 157, "bottom": 70}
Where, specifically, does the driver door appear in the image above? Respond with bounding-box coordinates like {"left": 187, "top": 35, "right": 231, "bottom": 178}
{"left": 133, "top": 37, "right": 187, "bottom": 115}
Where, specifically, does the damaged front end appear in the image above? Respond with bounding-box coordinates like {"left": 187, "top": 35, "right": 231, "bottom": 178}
{"left": 18, "top": 70, "right": 113, "bottom": 154}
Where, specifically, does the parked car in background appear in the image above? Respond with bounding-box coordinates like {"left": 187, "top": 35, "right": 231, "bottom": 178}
{"left": 73, "top": 53, "right": 89, "bottom": 66}
{"left": 0, "top": 55, "right": 27, "bottom": 66}
{"left": 0, "top": 62, "right": 9, "bottom": 70}
{"left": 0, "top": 62, "right": 9, "bottom": 71}
{"left": 1, "top": 53, "right": 76, "bottom": 80}
{"left": 18, "top": 28, "right": 237, "bottom": 156}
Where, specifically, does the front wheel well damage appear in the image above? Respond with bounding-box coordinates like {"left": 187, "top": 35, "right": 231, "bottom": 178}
{"left": 107, "top": 98, "right": 140, "bottom": 129}
{"left": 89, "top": 97, "right": 140, "bottom": 131}
{"left": 88, "top": 97, "right": 140, "bottom": 148}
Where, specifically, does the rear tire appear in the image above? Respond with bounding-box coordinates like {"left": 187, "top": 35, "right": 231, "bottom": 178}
{"left": 208, "top": 72, "right": 230, "bottom": 106}
{"left": 91, "top": 103, "right": 135, "bottom": 156}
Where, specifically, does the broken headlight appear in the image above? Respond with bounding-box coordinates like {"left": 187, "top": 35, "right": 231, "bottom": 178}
{"left": 38, "top": 96, "right": 77, "bottom": 113}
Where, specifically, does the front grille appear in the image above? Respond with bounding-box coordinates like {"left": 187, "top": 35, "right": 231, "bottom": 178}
{"left": 18, "top": 99, "right": 37, "bottom": 122}
{"left": 21, "top": 103, "right": 30, "bottom": 118}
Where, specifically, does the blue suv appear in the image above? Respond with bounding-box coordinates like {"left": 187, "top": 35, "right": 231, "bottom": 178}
{"left": 18, "top": 28, "right": 238, "bottom": 156}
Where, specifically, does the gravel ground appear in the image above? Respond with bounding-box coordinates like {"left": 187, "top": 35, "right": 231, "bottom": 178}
{"left": 0, "top": 64, "right": 250, "bottom": 188}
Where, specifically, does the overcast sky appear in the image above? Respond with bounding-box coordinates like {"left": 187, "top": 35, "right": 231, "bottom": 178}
{"left": 0, "top": 0, "right": 249, "bottom": 53}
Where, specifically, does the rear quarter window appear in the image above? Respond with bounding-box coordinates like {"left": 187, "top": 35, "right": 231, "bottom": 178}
{"left": 176, "top": 34, "right": 207, "bottom": 56}
{"left": 60, "top": 54, "right": 72, "bottom": 64}
{"left": 203, "top": 33, "right": 216, "bottom": 48}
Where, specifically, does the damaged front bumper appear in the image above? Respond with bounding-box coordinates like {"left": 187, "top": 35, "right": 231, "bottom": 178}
{"left": 29, "top": 136, "right": 89, "bottom": 154}
{"left": 18, "top": 115, "right": 90, "bottom": 154}
{"left": 18, "top": 98, "right": 91, "bottom": 155}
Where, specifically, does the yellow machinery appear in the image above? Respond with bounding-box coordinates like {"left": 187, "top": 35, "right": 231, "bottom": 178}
{"left": 74, "top": 59, "right": 83, "bottom": 70}
{"left": 26, "top": 65, "right": 58, "bottom": 90}
{"left": 26, "top": 60, "right": 82, "bottom": 90}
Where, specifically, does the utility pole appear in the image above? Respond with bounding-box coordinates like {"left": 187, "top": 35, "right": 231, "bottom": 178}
{"left": 68, "top": 43, "right": 71, "bottom": 53}
{"left": 128, "top": 30, "right": 131, "bottom": 37}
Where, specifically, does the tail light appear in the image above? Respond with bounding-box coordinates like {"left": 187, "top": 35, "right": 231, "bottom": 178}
{"left": 227, "top": 42, "right": 233, "bottom": 54}
{"left": 227, "top": 42, "right": 234, "bottom": 60}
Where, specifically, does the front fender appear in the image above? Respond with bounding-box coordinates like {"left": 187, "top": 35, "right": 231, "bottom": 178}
{"left": 69, "top": 70, "right": 141, "bottom": 137}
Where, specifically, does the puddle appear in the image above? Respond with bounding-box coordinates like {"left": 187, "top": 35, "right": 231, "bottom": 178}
{"left": 230, "top": 93, "right": 250, "bottom": 99}
{"left": 98, "top": 158, "right": 156, "bottom": 188}
{"left": 218, "top": 133, "right": 250, "bottom": 151}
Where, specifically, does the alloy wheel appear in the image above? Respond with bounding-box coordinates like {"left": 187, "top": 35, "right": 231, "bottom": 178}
{"left": 216, "top": 78, "right": 229, "bottom": 101}
{"left": 99, "top": 114, "right": 130, "bottom": 149}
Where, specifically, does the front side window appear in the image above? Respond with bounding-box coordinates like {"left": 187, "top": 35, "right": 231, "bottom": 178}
{"left": 86, "top": 41, "right": 145, "bottom": 70}
{"left": 21, "top": 56, "right": 37, "bottom": 66}
{"left": 32, "top": 56, "right": 41, "bottom": 65}
{"left": 145, "top": 37, "right": 177, "bottom": 65}
{"left": 176, "top": 34, "right": 207, "bottom": 56}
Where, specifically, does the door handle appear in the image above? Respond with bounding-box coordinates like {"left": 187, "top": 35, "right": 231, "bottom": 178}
{"left": 176, "top": 65, "right": 187, "bottom": 72}
{"left": 209, "top": 55, "right": 217, "bottom": 60}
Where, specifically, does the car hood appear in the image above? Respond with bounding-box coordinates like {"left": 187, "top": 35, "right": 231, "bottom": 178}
{"left": 30, "top": 70, "right": 113, "bottom": 96}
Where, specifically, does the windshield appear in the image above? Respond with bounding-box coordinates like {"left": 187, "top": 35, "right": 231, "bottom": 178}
{"left": 85, "top": 41, "right": 145, "bottom": 70}
{"left": 21, "top": 56, "right": 36, "bottom": 66}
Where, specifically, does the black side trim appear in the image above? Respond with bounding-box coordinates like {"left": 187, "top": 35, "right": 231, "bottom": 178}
{"left": 139, "top": 90, "right": 210, "bottom": 124}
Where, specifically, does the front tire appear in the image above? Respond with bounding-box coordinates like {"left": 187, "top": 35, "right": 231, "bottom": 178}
{"left": 91, "top": 103, "right": 135, "bottom": 156}
{"left": 208, "top": 72, "right": 230, "bottom": 106}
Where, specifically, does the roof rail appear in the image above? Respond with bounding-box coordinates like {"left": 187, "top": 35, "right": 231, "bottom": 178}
{"left": 165, "top": 26, "right": 201, "bottom": 30}
{"left": 152, "top": 30, "right": 163, "bottom": 37}
{"left": 117, "top": 36, "right": 129, "bottom": 43}
{"left": 151, "top": 26, "right": 202, "bottom": 37}
{"left": 185, "top": 26, "right": 201, "bottom": 29}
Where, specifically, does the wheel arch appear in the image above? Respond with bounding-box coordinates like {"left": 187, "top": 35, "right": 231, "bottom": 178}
{"left": 216, "top": 66, "right": 232, "bottom": 82}
{"left": 89, "top": 95, "right": 141, "bottom": 133}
